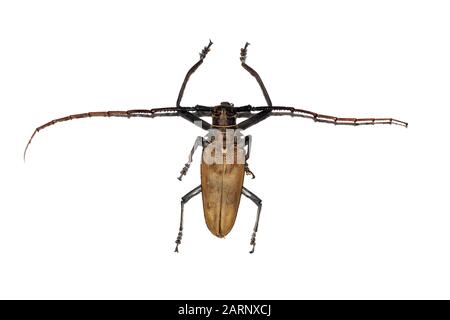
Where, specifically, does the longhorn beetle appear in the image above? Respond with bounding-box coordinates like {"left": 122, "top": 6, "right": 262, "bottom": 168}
{"left": 24, "top": 41, "right": 408, "bottom": 253}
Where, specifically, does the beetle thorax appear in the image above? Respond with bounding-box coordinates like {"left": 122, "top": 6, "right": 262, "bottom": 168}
{"left": 212, "top": 102, "right": 237, "bottom": 128}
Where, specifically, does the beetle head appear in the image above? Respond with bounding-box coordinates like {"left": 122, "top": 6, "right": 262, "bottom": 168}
{"left": 212, "top": 102, "right": 237, "bottom": 127}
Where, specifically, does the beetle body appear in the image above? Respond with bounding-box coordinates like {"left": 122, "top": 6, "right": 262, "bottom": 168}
{"left": 201, "top": 138, "right": 245, "bottom": 237}
{"left": 201, "top": 102, "right": 245, "bottom": 237}
{"left": 24, "top": 41, "right": 407, "bottom": 253}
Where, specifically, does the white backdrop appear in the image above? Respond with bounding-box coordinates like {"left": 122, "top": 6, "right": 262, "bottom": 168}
{"left": 1, "top": 0, "right": 449, "bottom": 299}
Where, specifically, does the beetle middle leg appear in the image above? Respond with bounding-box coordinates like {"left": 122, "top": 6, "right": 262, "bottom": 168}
{"left": 244, "top": 135, "right": 255, "bottom": 179}
{"left": 174, "top": 185, "right": 202, "bottom": 253}
{"left": 241, "top": 186, "right": 262, "bottom": 254}
{"left": 178, "top": 136, "right": 207, "bottom": 180}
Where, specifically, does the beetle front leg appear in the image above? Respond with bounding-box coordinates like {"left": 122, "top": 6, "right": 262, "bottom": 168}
{"left": 178, "top": 136, "right": 206, "bottom": 181}
{"left": 177, "top": 40, "right": 213, "bottom": 108}
{"left": 174, "top": 185, "right": 202, "bottom": 253}
{"left": 244, "top": 135, "right": 255, "bottom": 179}
{"left": 240, "top": 42, "right": 272, "bottom": 107}
{"left": 241, "top": 187, "right": 262, "bottom": 253}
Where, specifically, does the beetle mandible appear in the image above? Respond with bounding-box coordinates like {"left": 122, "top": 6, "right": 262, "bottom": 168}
{"left": 24, "top": 41, "right": 408, "bottom": 253}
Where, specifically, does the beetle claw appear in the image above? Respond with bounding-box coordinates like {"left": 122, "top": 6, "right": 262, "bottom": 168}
{"left": 249, "top": 232, "right": 256, "bottom": 253}
{"left": 199, "top": 40, "right": 213, "bottom": 60}
{"left": 178, "top": 163, "right": 190, "bottom": 181}
{"left": 174, "top": 231, "right": 183, "bottom": 253}
{"left": 246, "top": 170, "right": 256, "bottom": 179}
{"left": 245, "top": 164, "right": 256, "bottom": 179}
{"left": 240, "top": 42, "right": 250, "bottom": 63}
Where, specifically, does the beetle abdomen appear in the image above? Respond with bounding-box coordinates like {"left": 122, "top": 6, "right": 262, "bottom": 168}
{"left": 201, "top": 147, "right": 245, "bottom": 238}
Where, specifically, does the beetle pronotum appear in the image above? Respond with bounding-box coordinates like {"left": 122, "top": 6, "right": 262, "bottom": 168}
{"left": 24, "top": 41, "right": 407, "bottom": 253}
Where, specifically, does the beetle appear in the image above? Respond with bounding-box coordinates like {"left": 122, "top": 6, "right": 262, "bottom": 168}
{"left": 24, "top": 41, "right": 408, "bottom": 253}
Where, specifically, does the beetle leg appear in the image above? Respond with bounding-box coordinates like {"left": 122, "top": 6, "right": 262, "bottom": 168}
{"left": 237, "top": 108, "right": 273, "bottom": 131}
{"left": 174, "top": 185, "right": 202, "bottom": 253}
{"left": 177, "top": 40, "right": 213, "bottom": 107}
{"left": 244, "top": 164, "right": 255, "bottom": 179}
{"left": 241, "top": 187, "right": 262, "bottom": 254}
{"left": 244, "top": 135, "right": 255, "bottom": 179}
{"left": 177, "top": 136, "right": 207, "bottom": 180}
{"left": 240, "top": 42, "right": 272, "bottom": 107}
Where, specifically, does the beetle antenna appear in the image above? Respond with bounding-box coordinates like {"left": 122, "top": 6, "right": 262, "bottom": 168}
{"left": 23, "top": 108, "right": 185, "bottom": 162}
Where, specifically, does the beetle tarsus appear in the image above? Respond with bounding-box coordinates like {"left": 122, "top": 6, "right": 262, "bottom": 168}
{"left": 249, "top": 232, "right": 256, "bottom": 253}
{"left": 174, "top": 185, "right": 201, "bottom": 253}
{"left": 242, "top": 187, "right": 262, "bottom": 254}
{"left": 200, "top": 39, "right": 213, "bottom": 60}
{"left": 178, "top": 136, "right": 204, "bottom": 180}
{"left": 240, "top": 42, "right": 250, "bottom": 63}
{"left": 174, "top": 231, "right": 183, "bottom": 253}
{"left": 245, "top": 163, "right": 256, "bottom": 179}
{"left": 178, "top": 163, "right": 190, "bottom": 181}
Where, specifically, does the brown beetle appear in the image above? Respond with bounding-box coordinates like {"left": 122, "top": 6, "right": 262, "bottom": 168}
{"left": 24, "top": 41, "right": 407, "bottom": 253}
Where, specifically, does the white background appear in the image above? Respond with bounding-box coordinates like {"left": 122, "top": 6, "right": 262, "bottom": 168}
{"left": 1, "top": 0, "right": 449, "bottom": 299}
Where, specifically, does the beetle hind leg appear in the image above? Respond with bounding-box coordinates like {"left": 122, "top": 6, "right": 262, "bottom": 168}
{"left": 241, "top": 187, "right": 262, "bottom": 254}
{"left": 174, "top": 185, "right": 202, "bottom": 253}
